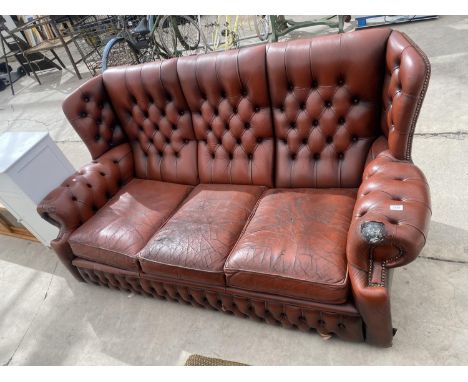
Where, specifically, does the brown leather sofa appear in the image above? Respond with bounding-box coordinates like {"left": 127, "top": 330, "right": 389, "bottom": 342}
{"left": 37, "top": 28, "right": 431, "bottom": 347}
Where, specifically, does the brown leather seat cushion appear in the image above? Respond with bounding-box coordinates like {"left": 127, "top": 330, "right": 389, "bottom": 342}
{"left": 69, "top": 179, "right": 192, "bottom": 271}
{"left": 138, "top": 184, "right": 265, "bottom": 285}
{"left": 224, "top": 188, "right": 357, "bottom": 303}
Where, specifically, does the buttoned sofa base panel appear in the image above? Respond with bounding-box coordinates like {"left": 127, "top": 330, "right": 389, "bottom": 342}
{"left": 73, "top": 258, "right": 366, "bottom": 343}
{"left": 37, "top": 28, "right": 431, "bottom": 347}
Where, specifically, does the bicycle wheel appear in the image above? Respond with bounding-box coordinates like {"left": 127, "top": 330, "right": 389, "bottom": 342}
{"left": 157, "top": 15, "right": 207, "bottom": 57}
{"left": 102, "top": 37, "right": 140, "bottom": 72}
{"left": 254, "top": 15, "right": 270, "bottom": 41}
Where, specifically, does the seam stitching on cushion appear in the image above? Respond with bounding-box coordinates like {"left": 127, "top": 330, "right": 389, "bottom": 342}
{"left": 224, "top": 187, "right": 269, "bottom": 272}
{"left": 225, "top": 267, "right": 348, "bottom": 288}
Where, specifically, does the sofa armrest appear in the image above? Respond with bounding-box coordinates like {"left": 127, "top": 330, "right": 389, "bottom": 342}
{"left": 346, "top": 150, "right": 431, "bottom": 346}
{"left": 37, "top": 143, "right": 134, "bottom": 279}
{"left": 348, "top": 150, "right": 431, "bottom": 270}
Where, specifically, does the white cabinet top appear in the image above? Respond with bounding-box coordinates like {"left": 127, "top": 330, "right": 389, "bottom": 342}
{"left": 0, "top": 131, "right": 49, "bottom": 173}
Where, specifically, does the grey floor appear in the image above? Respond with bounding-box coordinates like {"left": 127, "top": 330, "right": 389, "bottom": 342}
{"left": 0, "top": 16, "right": 467, "bottom": 365}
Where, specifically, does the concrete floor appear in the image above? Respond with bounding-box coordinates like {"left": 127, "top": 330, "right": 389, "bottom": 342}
{"left": 0, "top": 16, "right": 467, "bottom": 365}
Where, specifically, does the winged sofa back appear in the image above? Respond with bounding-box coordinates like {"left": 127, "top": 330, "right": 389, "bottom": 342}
{"left": 63, "top": 28, "right": 429, "bottom": 190}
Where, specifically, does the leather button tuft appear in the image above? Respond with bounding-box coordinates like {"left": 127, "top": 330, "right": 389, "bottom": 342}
{"left": 83, "top": 96, "right": 90, "bottom": 102}
{"left": 300, "top": 103, "right": 305, "bottom": 110}
{"left": 183, "top": 139, "right": 189, "bottom": 144}
{"left": 80, "top": 111, "right": 87, "bottom": 118}
{"left": 245, "top": 122, "right": 250, "bottom": 129}
{"left": 172, "top": 124, "right": 177, "bottom": 130}
{"left": 302, "top": 138, "right": 308, "bottom": 145}
{"left": 338, "top": 78, "right": 344, "bottom": 86}
{"left": 313, "top": 153, "right": 320, "bottom": 160}
{"left": 352, "top": 135, "right": 358, "bottom": 142}
{"left": 326, "top": 136, "right": 333, "bottom": 144}
{"left": 288, "top": 84, "right": 294, "bottom": 91}
{"left": 338, "top": 323, "right": 346, "bottom": 329}
{"left": 179, "top": 110, "right": 184, "bottom": 116}
{"left": 241, "top": 89, "right": 247, "bottom": 96}
{"left": 248, "top": 153, "right": 253, "bottom": 160}
{"left": 352, "top": 97, "right": 360, "bottom": 104}
{"left": 338, "top": 117, "right": 345, "bottom": 124}
{"left": 255, "top": 106, "right": 260, "bottom": 112}
{"left": 256, "top": 137, "right": 262, "bottom": 144}
{"left": 312, "top": 119, "right": 319, "bottom": 126}
{"left": 95, "top": 134, "right": 100, "bottom": 141}
{"left": 338, "top": 152, "right": 344, "bottom": 159}
{"left": 318, "top": 319, "right": 325, "bottom": 325}
{"left": 311, "top": 79, "right": 318, "bottom": 88}
{"left": 232, "top": 107, "right": 238, "bottom": 113}
{"left": 325, "top": 101, "right": 332, "bottom": 108}
{"left": 290, "top": 153, "right": 296, "bottom": 160}
{"left": 228, "top": 153, "right": 233, "bottom": 160}
{"left": 165, "top": 138, "right": 170, "bottom": 144}
{"left": 290, "top": 122, "right": 296, "bottom": 128}
{"left": 236, "top": 138, "right": 241, "bottom": 144}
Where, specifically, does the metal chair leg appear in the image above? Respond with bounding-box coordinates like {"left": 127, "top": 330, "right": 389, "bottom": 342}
{"left": 0, "top": 34, "right": 14, "bottom": 95}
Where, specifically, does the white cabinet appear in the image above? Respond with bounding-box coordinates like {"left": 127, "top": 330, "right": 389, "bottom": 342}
{"left": 0, "top": 132, "right": 75, "bottom": 246}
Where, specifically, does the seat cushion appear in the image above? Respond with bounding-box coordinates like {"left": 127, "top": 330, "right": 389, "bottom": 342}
{"left": 224, "top": 188, "right": 357, "bottom": 303}
{"left": 138, "top": 184, "right": 265, "bottom": 285}
{"left": 69, "top": 179, "right": 193, "bottom": 271}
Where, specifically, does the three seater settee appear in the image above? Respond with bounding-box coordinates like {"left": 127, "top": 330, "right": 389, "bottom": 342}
{"left": 37, "top": 27, "right": 431, "bottom": 347}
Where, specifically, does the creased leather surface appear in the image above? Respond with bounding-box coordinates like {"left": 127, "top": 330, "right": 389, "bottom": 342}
{"left": 266, "top": 28, "right": 391, "bottom": 188}
{"left": 139, "top": 184, "right": 265, "bottom": 285}
{"left": 62, "top": 75, "right": 128, "bottom": 159}
{"left": 103, "top": 60, "right": 198, "bottom": 185}
{"left": 69, "top": 179, "right": 192, "bottom": 271}
{"left": 177, "top": 46, "right": 274, "bottom": 186}
{"left": 225, "top": 188, "right": 356, "bottom": 303}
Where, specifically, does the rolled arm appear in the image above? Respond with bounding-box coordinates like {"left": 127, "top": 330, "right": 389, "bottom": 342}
{"left": 37, "top": 143, "right": 134, "bottom": 279}
{"left": 348, "top": 150, "right": 431, "bottom": 270}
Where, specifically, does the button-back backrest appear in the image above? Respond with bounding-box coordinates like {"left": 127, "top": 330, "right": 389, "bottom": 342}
{"left": 177, "top": 45, "right": 274, "bottom": 187}
{"left": 266, "top": 28, "right": 392, "bottom": 188}
{"left": 103, "top": 59, "right": 198, "bottom": 185}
